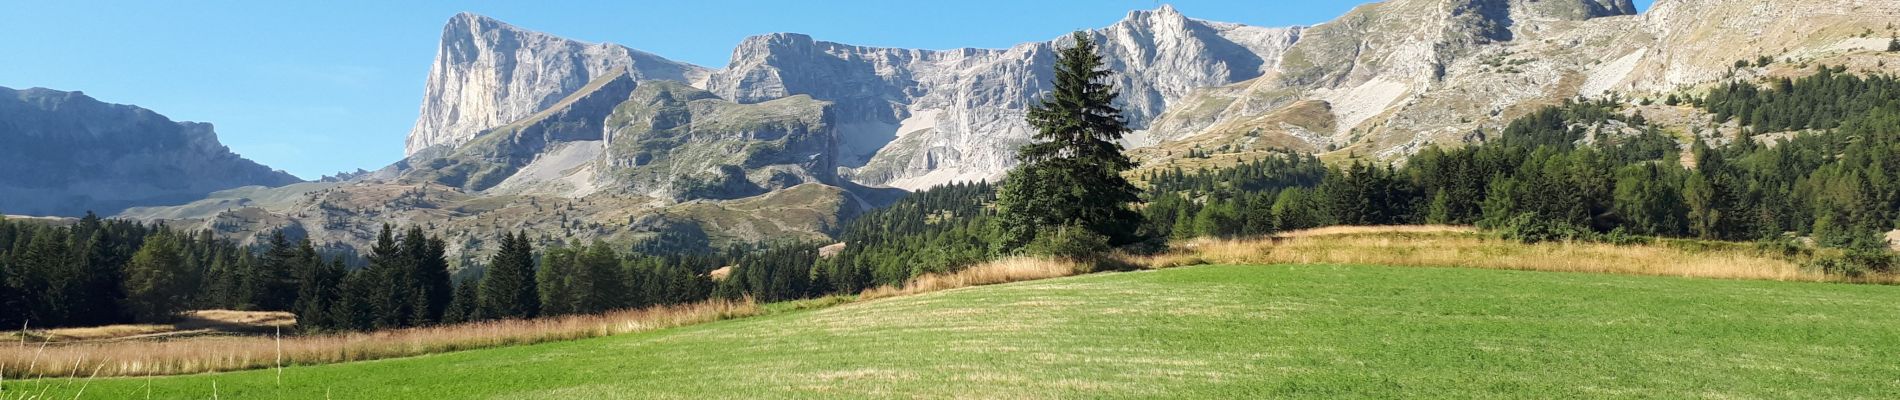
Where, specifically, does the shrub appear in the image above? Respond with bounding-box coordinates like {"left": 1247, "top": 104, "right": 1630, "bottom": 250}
{"left": 1806, "top": 249, "right": 1897, "bottom": 278}
{"left": 1495, "top": 213, "right": 1589, "bottom": 244}
{"left": 1602, "top": 227, "right": 1652, "bottom": 246}
{"left": 1025, "top": 225, "right": 1111, "bottom": 261}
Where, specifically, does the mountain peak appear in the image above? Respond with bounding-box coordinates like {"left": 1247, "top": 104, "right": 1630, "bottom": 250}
{"left": 1122, "top": 3, "right": 1191, "bottom": 28}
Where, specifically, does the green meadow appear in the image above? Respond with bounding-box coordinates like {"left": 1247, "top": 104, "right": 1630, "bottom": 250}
{"left": 13, "top": 264, "right": 1900, "bottom": 399}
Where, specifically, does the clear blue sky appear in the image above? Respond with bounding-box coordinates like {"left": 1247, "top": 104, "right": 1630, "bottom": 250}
{"left": 0, "top": 0, "right": 1652, "bottom": 179}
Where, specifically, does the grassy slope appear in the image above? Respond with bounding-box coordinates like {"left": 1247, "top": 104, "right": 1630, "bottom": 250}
{"left": 16, "top": 264, "right": 1900, "bottom": 399}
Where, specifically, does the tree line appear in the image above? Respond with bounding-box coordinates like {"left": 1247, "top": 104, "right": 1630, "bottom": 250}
{"left": 0, "top": 217, "right": 724, "bottom": 330}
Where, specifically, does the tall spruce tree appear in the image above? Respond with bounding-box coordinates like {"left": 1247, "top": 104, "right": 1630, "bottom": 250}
{"left": 995, "top": 31, "right": 1143, "bottom": 251}
{"left": 249, "top": 231, "right": 301, "bottom": 311}
{"left": 292, "top": 239, "right": 344, "bottom": 331}
{"left": 122, "top": 231, "right": 192, "bottom": 322}
{"left": 403, "top": 226, "right": 453, "bottom": 325}
{"left": 478, "top": 231, "right": 539, "bottom": 319}
{"left": 366, "top": 224, "right": 411, "bottom": 328}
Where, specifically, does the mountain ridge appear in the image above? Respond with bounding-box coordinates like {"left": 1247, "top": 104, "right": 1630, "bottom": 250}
{"left": 0, "top": 86, "right": 301, "bottom": 216}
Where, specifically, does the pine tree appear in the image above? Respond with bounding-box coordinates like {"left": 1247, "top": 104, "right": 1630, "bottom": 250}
{"left": 1170, "top": 206, "right": 1197, "bottom": 240}
{"left": 1684, "top": 172, "right": 1722, "bottom": 240}
{"left": 1426, "top": 190, "right": 1453, "bottom": 225}
{"left": 403, "top": 226, "right": 453, "bottom": 325}
{"left": 292, "top": 240, "right": 344, "bottom": 331}
{"left": 443, "top": 279, "right": 479, "bottom": 324}
{"left": 0, "top": 235, "right": 14, "bottom": 327}
{"left": 536, "top": 243, "right": 579, "bottom": 316}
{"left": 367, "top": 224, "right": 410, "bottom": 328}
{"left": 122, "top": 231, "right": 193, "bottom": 322}
{"left": 572, "top": 241, "right": 626, "bottom": 314}
{"left": 478, "top": 231, "right": 539, "bottom": 319}
{"left": 248, "top": 231, "right": 302, "bottom": 311}
{"left": 994, "top": 32, "right": 1144, "bottom": 251}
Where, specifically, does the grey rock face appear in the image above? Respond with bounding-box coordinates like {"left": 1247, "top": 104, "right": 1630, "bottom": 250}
{"left": 0, "top": 86, "right": 301, "bottom": 216}
{"left": 707, "top": 5, "right": 1302, "bottom": 188}
{"left": 408, "top": 6, "right": 1301, "bottom": 191}
{"left": 406, "top": 13, "right": 710, "bottom": 156}
{"left": 403, "top": 70, "right": 639, "bottom": 191}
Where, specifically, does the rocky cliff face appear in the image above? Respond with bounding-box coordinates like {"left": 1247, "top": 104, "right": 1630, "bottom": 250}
{"left": 391, "top": 0, "right": 1900, "bottom": 193}
{"left": 403, "top": 69, "right": 638, "bottom": 191}
{"left": 405, "top": 6, "right": 1301, "bottom": 191}
{"left": 405, "top": 13, "right": 710, "bottom": 156}
{"left": 0, "top": 86, "right": 301, "bottom": 216}
{"left": 707, "top": 5, "right": 1303, "bottom": 188}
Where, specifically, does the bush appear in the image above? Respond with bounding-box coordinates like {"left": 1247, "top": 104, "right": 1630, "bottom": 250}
{"left": 1752, "top": 235, "right": 1810, "bottom": 258}
{"left": 1806, "top": 249, "right": 1897, "bottom": 278}
{"left": 1495, "top": 213, "right": 1589, "bottom": 244}
{"left": 1601, "top": 227, "right": 1652, "bottom": 246}
{"left": 1025, "top": 225, "right": 1111, "bottom": 261}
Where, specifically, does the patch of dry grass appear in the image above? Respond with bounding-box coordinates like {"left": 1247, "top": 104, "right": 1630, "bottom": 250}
{"left": 0, "top": 299, "right": 758, "bottom": 378}
{"left": 2, "top": 310, "right": 296, "bottom": 343}
{"left": 1136, "top": 226, "right": 1896, "bottom": 284}
{"left": 859, "top": 257, "right": 1081, "bottom": 301}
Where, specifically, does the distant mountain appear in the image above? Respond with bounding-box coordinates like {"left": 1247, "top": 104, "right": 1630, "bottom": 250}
{"left": 0, "top": 86, "right": 300, "bottom": 216}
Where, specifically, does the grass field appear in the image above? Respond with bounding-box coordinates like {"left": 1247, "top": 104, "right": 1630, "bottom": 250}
{"left": 10, "top": 263, "right": 1899, "bottom": 399}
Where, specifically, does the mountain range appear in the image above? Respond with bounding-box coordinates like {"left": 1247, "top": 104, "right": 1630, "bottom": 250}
{"left": 9, "top": 0, "right": 1898, "bottom": 260}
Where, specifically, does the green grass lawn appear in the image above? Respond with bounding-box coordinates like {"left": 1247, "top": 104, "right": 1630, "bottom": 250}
{"left": 13, "top": 264, "right": 1900, "bottom": 399}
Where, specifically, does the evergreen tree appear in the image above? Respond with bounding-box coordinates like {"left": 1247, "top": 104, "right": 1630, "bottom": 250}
{"left": 403, "top": 226, "right": 453, "bottom": 325}
{"left": 478, "top": 231, "right": 539, "bottom": 319}
{"left": 248, "top": 231, "right": 302, "bottom": 311}
{"left": 0, "top": 232, "right": 14, "bottom": 327}
{"left": 366, "top": 224, "right": 411, "bottom": 328}
{"left": 443, "top": 279, "right": 480, "bottom": 324}
{"left": 995, "top": 32, "right": 1144, "bottom": 251}
{"left": 1426, "top": 190, "right": 1453, "bottom": 225}
{"left": 334, "top": 266, "right": 379, "bottom": 331}
{"left": 1170, "top": 206, "right": 1197, "bottom": 240}
{"left": 292, "top": 240, "right": 344, "bottom": 331}
{"left": 536, "top": 243, "right": 579, "bottom": 316}
{"left": 1684, "top": 172, "right": 1722, "bottom": 239}
{"left": 122, "top": 231, "right": 192, "bottom": 322}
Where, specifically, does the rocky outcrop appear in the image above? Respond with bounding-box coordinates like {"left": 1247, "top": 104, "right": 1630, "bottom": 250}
{"left": 0, "top": 86, "right": 301, "bottom": 216}
{"left": 405, "top": 12, "right": 709, "bottom": 156}
{"left": 600, "top": 81, "right": 837, "bottom": 201}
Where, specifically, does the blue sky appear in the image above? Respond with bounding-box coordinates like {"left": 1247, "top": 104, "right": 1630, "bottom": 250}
{"left": 0, "top": 0, "right": 1652, "bottom": 179}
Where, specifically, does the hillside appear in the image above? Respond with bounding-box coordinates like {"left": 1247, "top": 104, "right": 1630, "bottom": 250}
{"left": 23, "top": 262, "right": 1900, "bottom": 398}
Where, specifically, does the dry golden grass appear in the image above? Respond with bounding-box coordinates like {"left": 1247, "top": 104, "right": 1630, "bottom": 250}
{"left": 0, "top": 299, "right": 757, "bottom": 378}
{"left": 2, "top": 310, "right": 296, "bottom": 343}
{"left": 1136, "top": 226, "right": 1897, "bottom": 284}
{"left": 859, "top": 257, "right": 1081, "bottom": 301}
